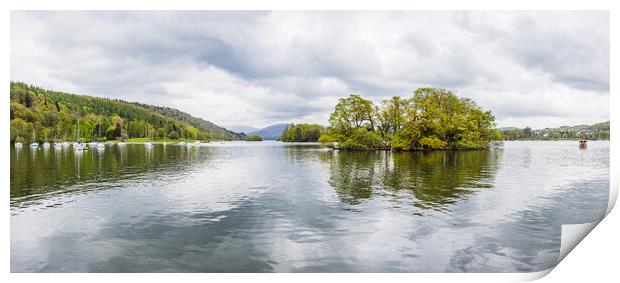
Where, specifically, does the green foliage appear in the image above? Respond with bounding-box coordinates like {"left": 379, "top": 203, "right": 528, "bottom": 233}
{"left": 338, "top": 128, "right": 384, "bottom": 150}
{"left": 279, "top": 123, "right": 325, "bottom": 142}
{"left": 246, "top": 134, "right": 263, "bottom": 141}
{"left": 319, "top": 88, "right": 500, "bottom": 151}
{"left": 9, "top": 82, "right": 240, "bottom": 143}
{"left": 317, "top": 132, "right": 345, "bottom": 143}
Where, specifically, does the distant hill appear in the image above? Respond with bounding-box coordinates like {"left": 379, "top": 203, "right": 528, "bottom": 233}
{"left": 228, "top": 125, "right": 260, "bottom": 134}
{"left": 9, "top": 82, "right": 244, "bottom": 142}
{"left": 248, "top": 123, "right": 292, "bottom": 140}
{"left": 132, "top": 102, "right": 242, "bottom": 140}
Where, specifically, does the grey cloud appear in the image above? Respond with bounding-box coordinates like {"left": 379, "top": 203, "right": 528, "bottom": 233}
{"left": 10, "top": 11, "right": 609, "bottom": 129}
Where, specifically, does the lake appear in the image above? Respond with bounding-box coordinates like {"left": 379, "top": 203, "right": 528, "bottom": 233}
{"left": 10, "top": 141, "right": 609, "bottom": 272}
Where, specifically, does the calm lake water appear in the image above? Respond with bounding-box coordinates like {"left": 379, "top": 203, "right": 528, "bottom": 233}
{"left": 10, "top": 141, "right": 609, "bottom": 272}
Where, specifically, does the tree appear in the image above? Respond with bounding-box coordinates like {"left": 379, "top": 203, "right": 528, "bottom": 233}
{"left": 114, "top": 123, "right": 122, "bottom": 138}
{"left": 157, "top": 128, "right": 166, "bottom": 138}
{"left": 523, "top": 127, "right": 532, "bottom": 138}
{"left": 328, "top": 94, "right": 375, "bottom": 134}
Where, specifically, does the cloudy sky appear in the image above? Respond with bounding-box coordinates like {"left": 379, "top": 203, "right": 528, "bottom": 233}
{"left": 11, "top": 11, "right": 609, "bottom": 129}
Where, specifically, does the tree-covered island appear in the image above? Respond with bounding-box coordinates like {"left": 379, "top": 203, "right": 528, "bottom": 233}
{"left": 316, "top": 88, "right": 501, "bottom": 151}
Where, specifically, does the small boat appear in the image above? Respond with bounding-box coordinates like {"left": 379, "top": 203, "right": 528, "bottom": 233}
{"left": 30, "top": 129, "right": 39, "bottom": 148}
{"left": 194, "top": 141, "right": 201, "bottom": 146}
{"left": 106, "top": 141, "right": 114, "bottom": 146}
{"left": 14, "top": 129, "right": 23, "bottom": 148}
{"left": 74, "top": 142, "right": 85, "bottom": 151}
{"left": 579, "top": 140, "right": 587, "bottom": 149}
{"left": 118, "top": 141, "right": 126, "bottom": 146}
{"left": 75, "top": 118, "right": 84, "bottom": 151}
{"left": 43, "top": 132, "right": 50, "bottom": 148}
{"left": 63, "top": 141, "right": 71, "bottom": 147}
{"left": 97, "top": 143, "right": 105, "bottom": 149}
{"left": 54, "top": 143, "right": 62, "bottom": 149}
{"left": 144, "top": 126, "right": 154, "bottom": 148}
{"left": 178, "top": 141, "right": 186, "bottom": 146}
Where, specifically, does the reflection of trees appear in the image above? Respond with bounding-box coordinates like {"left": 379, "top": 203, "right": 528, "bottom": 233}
{"left": 323, "top": 151, "right": 383, "bottom": 205}
{"left": 320, "top": 149, "right": 501, "bottom": 210}
{"left": 10, "top": 145, "right": 212, "bottom": 201}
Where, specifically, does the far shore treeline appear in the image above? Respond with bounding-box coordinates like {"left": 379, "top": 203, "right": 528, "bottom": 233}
{"left": 499, "top": 122, "right": 609, "bottom": 141}
{"left": 10, "top": 82, "right": 244, "bottom": 143}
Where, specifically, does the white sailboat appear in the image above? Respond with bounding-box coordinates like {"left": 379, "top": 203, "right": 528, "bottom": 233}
{"left": 29, "top": 129, "right": 39, "bottom": 148}
{"left": 186, "top": 130, "right": 194, "bottom": 147}
{"left": 54, "top": 133, "right": 62, "bottom": 149}
{"left": 62, "top": 133, "right": 70, "bottom": 147}
{"left": 43, "top": 131, "right": 51, "bottom": 148}
{"left": 14, "top": 129, "right": 23, "bottom": 148}
{"left": 92, "top": 121, "right": 105, "bottom": 148}
{"left": 144, "top": 126, "right": 153, "bottom": 148}
{"left": 88, "top": 135, "right": 97, "bottom": 147}
{"left": 74, "top": 118, "right": 84, "bottom": 151}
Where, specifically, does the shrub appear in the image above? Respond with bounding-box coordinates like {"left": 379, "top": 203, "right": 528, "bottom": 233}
{"left": 168, "top": 131, "right": 180, "bottom": 140}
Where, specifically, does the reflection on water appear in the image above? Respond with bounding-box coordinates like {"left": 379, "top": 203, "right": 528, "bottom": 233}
{"left": 11, "top": 144, "right": 208, "bottom": 208}
{"left": 319, "top": 150, "right": 499, "bottom": 210}
{"left": 10, "top": 141, "right": 609, "bottom": 272}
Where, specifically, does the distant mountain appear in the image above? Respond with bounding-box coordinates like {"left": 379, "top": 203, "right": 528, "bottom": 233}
{"left": 248, "top": 123, "right": 292, "bottom": 140}
{"left": 228, "top": 125, "right": 260, "bottom": 134}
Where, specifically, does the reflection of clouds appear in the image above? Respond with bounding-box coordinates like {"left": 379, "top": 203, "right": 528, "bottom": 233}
{"left": 10, "top": 141, "right": 610, "bottom": 272}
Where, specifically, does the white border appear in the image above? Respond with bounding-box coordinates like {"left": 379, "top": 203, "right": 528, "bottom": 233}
{"left": 2, "top": 1, "right": 618, "bottom": 282}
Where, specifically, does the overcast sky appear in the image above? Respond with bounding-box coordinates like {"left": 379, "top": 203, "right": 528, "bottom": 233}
{"left": 11, "top": 11, "right": 609, "bottom": 129}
